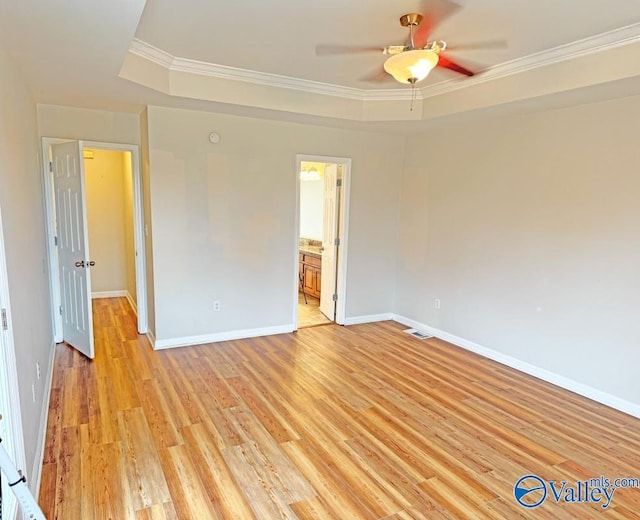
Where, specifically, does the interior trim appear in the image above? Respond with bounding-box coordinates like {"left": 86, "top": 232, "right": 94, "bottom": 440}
{"left": 392, "top": 314, "right": 640, "bottom": 420}
{"left": 128, "top": 23, "right": 640, "bottom": 103}
{"left": 153, "top": 324, "right": 295, "bottom": 350}
{"left": 32, "top": 340, "right": 57, "bottom": 499}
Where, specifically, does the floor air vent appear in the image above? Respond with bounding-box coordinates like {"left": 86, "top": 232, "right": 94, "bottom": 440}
{"left": 403, "top": 328, "right": 433, "bottom": 340}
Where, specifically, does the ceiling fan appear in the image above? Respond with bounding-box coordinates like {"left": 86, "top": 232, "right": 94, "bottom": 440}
{"left": 316, "top": 1, "right": 504, "bottom": 87}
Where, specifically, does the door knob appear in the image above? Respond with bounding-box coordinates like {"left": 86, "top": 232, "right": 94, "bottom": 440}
{"left": 75, "top": 260, "right": 85, "bottom": 268}
{"left": 88, "top": 261, "right": 96, "bottom": 267}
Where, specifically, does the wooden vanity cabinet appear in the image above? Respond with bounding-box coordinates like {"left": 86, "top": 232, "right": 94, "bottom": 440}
{"left": 299, "top": 253, "right": 321, "bottom": 299}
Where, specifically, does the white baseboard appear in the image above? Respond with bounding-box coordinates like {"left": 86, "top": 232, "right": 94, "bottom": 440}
{"left": 154, "top": 324, "right": 295, "bottom": 350}
{"left": 146, "top": 330, "right": 156, "bottom": 349}
{"left": 92, "top": 290, "right": 127, "bottom": 299}
{"left": 125, "top": 291, "right": 137, "bottom": 316}
{"left": 32, "top": 339, "right": 56, "bottom": 497}
{"left": 343, "top": 313, "right": 394, "bottom": 325}
{"left": 392, "top": 314, "right": 640, "bottom": 419}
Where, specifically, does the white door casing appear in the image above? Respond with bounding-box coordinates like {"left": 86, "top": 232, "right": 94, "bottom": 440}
{"left": 294, "top": 154, "right": 350, "bottom": 328}
{"left": 43, "top": 138, "right": 148, "bottom": 342}
{"left": 320, "top": 163, "right": 339, "bottom": 320}
{"left": 51, "top": 141, "right": 94, "bottom": 358}
{"left": 0, "top": 203, "right": 27, "bottom": 520}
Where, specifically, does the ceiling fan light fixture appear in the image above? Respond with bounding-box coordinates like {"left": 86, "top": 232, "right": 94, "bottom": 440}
{"left": 300, "top": 166, "right": 322, "bottom": 181}
{"left": 383, "top": 49, "right": 439, "bottom": 84}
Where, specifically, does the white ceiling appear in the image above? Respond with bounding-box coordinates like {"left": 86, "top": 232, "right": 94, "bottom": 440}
{"left": 135, "top": 0, "right": 640, "bottom": 89}
{"left": 1, "top": 0, "right": 639, "bottom": 129}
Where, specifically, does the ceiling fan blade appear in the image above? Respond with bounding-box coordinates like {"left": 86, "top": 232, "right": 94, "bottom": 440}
{"left": 445, "top": 39, "right": 508, "bottom": 51}
{"left": 316, "top": 44, "right": 384, "bottom": 56}
{"left": 413, "top": 0, "right": 462, "bottom": 49}
{"left": 437, "top": 55, "right": 475, "bottom": 76}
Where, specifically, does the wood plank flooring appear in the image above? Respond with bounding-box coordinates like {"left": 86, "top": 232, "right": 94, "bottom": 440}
{"left": 40, "top": 298, "right": 640, "bottom": 518}
{"left": 298, "top": 293, "right": 332, "bottom": 328}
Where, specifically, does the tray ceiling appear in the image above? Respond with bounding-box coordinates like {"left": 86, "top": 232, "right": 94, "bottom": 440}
{"left": 1, "top": 0, "right": 639, "bottom": 125}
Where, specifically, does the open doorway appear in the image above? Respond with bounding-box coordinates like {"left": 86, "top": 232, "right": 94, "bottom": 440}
{"left": 84, "top": 148, "right": 137, "bottom": 307}
{"left": 295, "top": 155, "right": 350, "bottom": 329}
{"left": 42, "top": 139, "right": 147, "bottom": 352}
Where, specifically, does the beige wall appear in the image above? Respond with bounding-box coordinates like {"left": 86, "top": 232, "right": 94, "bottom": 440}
{"left": 396, "top": 95, "right": 640, "bottom": 405}
{"left": 84, "top": 149, "right": 128, "bottom": 294}
{"left": 0, "top": 45, "right": 53, "bottom": 482}
{"left": 37, "top": 104, "right": 140, "bottom": 144}
{"left": 146, "top": 106, "right": 403, "bottom": 341}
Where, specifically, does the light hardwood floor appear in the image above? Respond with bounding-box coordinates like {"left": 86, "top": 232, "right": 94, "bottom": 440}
{"left": 298, "top": 293, "right": 332, "bottom": 329}
{"left": 40, "top": 298, "right": 640, "bottom": 519}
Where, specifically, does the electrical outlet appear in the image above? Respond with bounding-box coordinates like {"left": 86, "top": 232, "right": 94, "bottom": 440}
{"left": 213, "top": 301, "right": 221, "bottom": 312}
{"left": 32, "top": 383, "right": 36, "bottom": 403}
{"left": 434, "top": 298, "right": 441, "bottom": 309}
{"left": 36, "top": 361, "right": 41, "bottom": 380}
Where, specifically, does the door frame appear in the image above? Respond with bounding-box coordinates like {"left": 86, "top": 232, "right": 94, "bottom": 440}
{"left": 42, "top": 138, "right": 148, "bottom": 341}
{"left": 294, "top": 154, "right": 351, "bottom": 327}
{"left": 0, "top": 203, "right": 27, "bottom": 520}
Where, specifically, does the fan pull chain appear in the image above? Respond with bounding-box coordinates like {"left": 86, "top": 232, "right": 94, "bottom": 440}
{"left": 410, "top": 83, "right": 417, "bottom": 111}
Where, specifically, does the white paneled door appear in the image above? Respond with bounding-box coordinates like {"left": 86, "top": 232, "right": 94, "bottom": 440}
{"left": 52, "top": 141, "right": 94, "bottom": 358}
{"left": 320, "top": 163, "right": 339, "bottom": 320}
{"left": 0, "top": 205, "right": 21, "bottom": 520}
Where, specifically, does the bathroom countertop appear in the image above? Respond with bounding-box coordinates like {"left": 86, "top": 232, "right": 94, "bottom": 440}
{"left": 300, "top": 246, "right": 322, "bottom": 257}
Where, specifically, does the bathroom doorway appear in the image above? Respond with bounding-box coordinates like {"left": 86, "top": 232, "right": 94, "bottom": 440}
{"left": 295, "top": 155, "right": 350, "bottom": 329}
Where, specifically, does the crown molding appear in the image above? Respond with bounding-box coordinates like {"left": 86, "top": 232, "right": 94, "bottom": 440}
{"left": 172, "top": 55, "right": 367, "bottom": 100}
{"left": 128, "top": 22, "right": 640, "bottom": 106}
{"left": 130, "top": 38, "right": 174, "bottom": 68}
{"left": 362, "top": 89, "right": 416, "bottom": 101}
{"left": 129, "top": 38, "right": 415, "bottom": 102}
{"left": 420, "top": 22, "right": 640, "bottom": 98}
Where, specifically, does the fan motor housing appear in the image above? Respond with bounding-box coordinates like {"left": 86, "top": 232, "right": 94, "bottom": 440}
{"left": 400, "top": 13, "right": 423, "bottom": 27}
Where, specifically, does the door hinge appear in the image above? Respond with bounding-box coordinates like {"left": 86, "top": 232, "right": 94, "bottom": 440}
{"left": 54, "top": 236, "right": 58, "bottom": 246}
{"left": 334, "top": 237, "right": 340, "bottom": 246}
{"left": 59, "top": 305, "right": 63, "bottom": 316}
{"left": 49, "top": 161, "right": 53, "bottom": 173}
{"left": 336, "top": 178, "right": 342, "bottom": 187}
{"left": 1, "top": 308, "right": 7, "bottom": 330}
{"left": 332, "top": 294, "right": 338, "bottom": 302}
